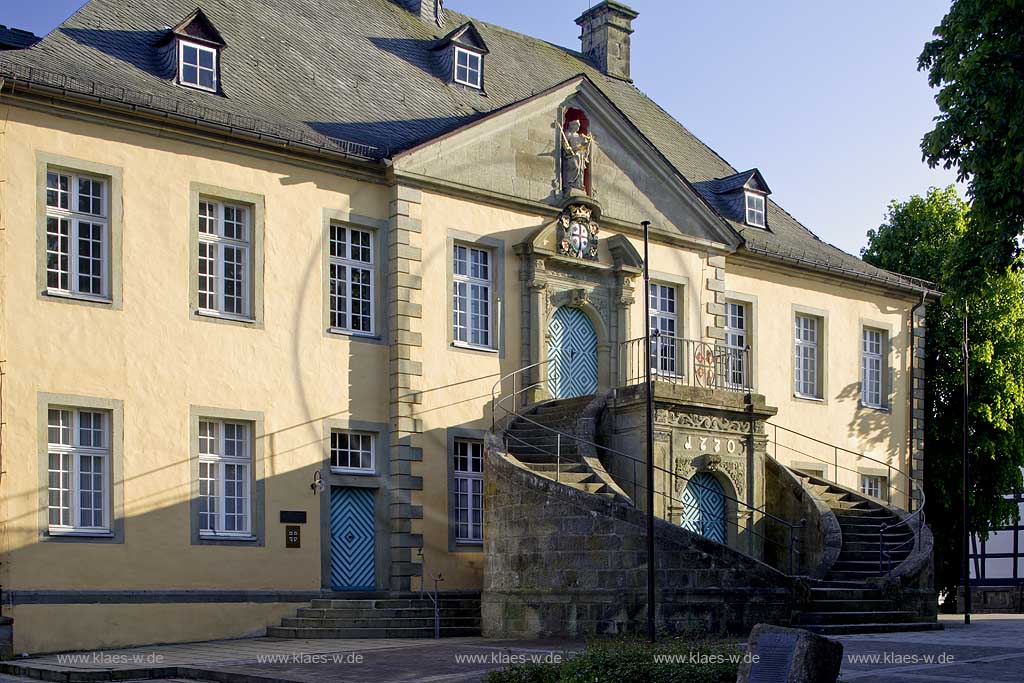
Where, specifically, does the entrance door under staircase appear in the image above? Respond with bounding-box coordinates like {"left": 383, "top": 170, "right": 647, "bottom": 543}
{"left": 680, "top": 472, "right": 726, "bottom": 543}
{"left": 547, "top": 306, "right": 598, "bottom": 399}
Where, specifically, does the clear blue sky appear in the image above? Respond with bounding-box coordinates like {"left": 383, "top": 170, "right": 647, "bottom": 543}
{"left": 3, "top": 0, "right": 961, "bottom": 256}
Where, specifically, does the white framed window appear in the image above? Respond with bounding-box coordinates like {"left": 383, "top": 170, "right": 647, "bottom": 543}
{"left": 330, "top": 430, "right": 375, "bottom": 474}
{"left": 454, "top": 47, "right": 482, "bottom": 88}
{"left": 453, "top": 438, "right": 483, "bottom": 543}
{"left": 725, "top": 301, "right": 748, "bottom": 388}
{"left": 197, "top": 199, "right": 251, "bottom": 319}
{"left": 794, "top": 315, "right": 819, "bottom": 398}
{"left": 179, "top": 40, "right": 217, "bottom": 91}
{"left": 860, "top": 474, "right": 885, "bottom": 499}
{"left": 198, "top": 420, "right": 251, "bottom": 537}
{"left": 745, "top": 192, "right": 766, "bottom": 228}
{"left": 649, "top": 283, "right": 678, "bottom": 376}
{"left": 328, "top": 224, "right": 374, "bottom": 335}
{"left": 453, "top": 244, "right": 492, "bottom": 348}
{"left": 45, "top": 170, "right": 109, "bottom": 300}
{"left": 47, "top": 408, "right": 110, "bottom": 534}
{"left": 861, "top": 328, "right": 886, "bottom": 408}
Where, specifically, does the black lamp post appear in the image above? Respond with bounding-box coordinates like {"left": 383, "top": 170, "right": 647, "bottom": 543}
{"left": 642, "top": 220, "right": 656, "bottom": 643}
{"left": 962, "top": 303, "right": 972, "bottom": 625}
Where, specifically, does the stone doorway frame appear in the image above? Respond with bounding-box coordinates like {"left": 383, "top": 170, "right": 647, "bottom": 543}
{"left": 515, "top": 214, "right": 643, "bottom": 405}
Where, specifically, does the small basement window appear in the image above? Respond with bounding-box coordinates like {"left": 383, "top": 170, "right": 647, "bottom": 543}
{"left": 179, "top": 40, "right": 218, "bottom": 91}
{"left": 745, "top": 192, "right": 766, "bottom": 228}
{"left": 454, "top": 47, "right": 482, "bottom": 88}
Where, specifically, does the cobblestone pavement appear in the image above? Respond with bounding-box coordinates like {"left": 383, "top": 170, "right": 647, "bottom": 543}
{"left": 1, "top": 614, "right": 1021, "bottom": 682}
{"left": 836, "top": 614, "right": 1024, "bottom": 682}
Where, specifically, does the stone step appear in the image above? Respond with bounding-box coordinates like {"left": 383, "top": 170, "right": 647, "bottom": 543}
{"left": 267, "top": 626, "right": 482, "bottom": 639}
{"left": 308, "top": 598, "right": 478, "bottom": 610}
{"left": 834, "top": 515, "right": 902, "bottom": 526}
{"left": 507, "top": 426, "right": 577, "bottom": 439}
{"left": 827, "top": 570, "right": 887, "bottom": 582}
{"left": 535, "top": 471, "right": 595, "bottom": 485}
{"left": 843, "top": 540, "right": 915, "bottom": 552}
{"left": 807, "top": 599, "right": 894, "bottom": 611}
{"left": 296, "top": 607, "right": 481, "bottom": 619}
{"left": 832, "top": 507, "right": 891, "bottom": 517}
{"left": 534, "top": 397, "right": 593, "bottom": 413}
{"left": 797, "top": 611, "right": 916, "bottom": 626}
{"left": 513, "top": 452, "right": 583, "bottom": 465}
{"left": 282, "top": 616, "right": 481, "bottom": 629}
{"left": 802, "top": 622, "right": 943, "bottom": 636}
{"left": 832, "top": 558, "right": 907, "bottom": 570}
{"left": 810, "top": 587, "right": 886, "bottom": 600}
{"left": 527, "top": 462, "right": 589, "bottom": 474}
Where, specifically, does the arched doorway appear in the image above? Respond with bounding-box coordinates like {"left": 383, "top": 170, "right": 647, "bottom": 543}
{"left": 680, "top": 472, "right": 726, "bottom": 544}
{"left": 547, "top": 306, "right": 598, "bottom": 399}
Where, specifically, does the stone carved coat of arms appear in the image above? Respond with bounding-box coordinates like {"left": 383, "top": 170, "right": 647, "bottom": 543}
{"left": 557, "top": 204, "right": 599, "bottom": 261}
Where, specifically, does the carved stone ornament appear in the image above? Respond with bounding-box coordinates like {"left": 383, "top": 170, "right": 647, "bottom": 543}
{"left": 654, "top": 409, "right": 762, "bottom": 436}
{"left": 557, "top": 204, "right": 600, "bottom": 261}
{"left": 676, "top": 456, "right": 746, "bottom": 499}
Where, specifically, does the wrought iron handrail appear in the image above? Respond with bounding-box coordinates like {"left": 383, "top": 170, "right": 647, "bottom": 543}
{"left": 619, "top": 335, "right": 751, "bottom": 392}
{"left": 766, "top": 425, "right": 914, "bottom": 505}
{"left": 490, "top": 362, "right": 806, "bottom": 575}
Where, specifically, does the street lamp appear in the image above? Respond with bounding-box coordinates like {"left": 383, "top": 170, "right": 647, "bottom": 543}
{"left": 642, "top": 220, "right": 656, "bottom": 643}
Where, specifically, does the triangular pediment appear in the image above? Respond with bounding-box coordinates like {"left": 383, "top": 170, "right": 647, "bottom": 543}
{"left": 435, "top": 22, "right": 489, "bottom": 54}
{"left": 392, "top": 76, "right": 740, "bottom": 249}
{"left": 167, "top": 8, "right": 226, "bottom": 47}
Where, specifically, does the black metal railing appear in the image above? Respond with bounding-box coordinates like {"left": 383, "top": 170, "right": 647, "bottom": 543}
{"left": 619, "top": 335, "right": 751, "bottom": 392}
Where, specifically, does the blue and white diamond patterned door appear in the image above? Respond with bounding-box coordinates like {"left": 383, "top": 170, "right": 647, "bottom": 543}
{"left": 547, "top": 306, "right": 598, "bottom": 400}
{"left": 680, "top": 472, "right": 726, "bottom": 544}
{"left": 330, "top": 487, "right": 375, "bottom": 591}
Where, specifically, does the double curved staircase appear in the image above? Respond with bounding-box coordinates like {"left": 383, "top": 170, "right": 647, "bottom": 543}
{"left": 491, "top": 388, "right": 937, "bottom": 635}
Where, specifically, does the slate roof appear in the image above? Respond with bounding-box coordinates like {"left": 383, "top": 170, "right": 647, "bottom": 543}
{"left": 0, "top": 25, "right": 40, "bottom": 50}
{"left": 0, "top": 0, "right": 933, "bottom": 294}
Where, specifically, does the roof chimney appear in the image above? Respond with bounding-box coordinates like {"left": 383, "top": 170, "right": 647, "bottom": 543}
{"left": 575, "top": 1, "right": 639, "bottom": 81}
{"left": 399, "top": 0, "right": 443, "bottom": 25}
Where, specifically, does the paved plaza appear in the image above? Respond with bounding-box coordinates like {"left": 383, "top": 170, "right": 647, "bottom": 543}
{"left": 0, "top": 615, "right": 1021, "bottom": 682}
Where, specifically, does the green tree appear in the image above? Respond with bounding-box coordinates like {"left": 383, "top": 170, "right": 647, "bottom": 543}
{"left": 863, "top": 186, "right": 1024, "bottom": 603}
{"left": 918, "top": 0, "right": 1024, "bottom": 268}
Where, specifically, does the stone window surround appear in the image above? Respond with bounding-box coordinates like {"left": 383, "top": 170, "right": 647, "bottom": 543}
{"left": 858, "top": 466, "right": 891, "bottom": 502}
{"left": 319, "top": 417, "right": 391, "bottom": 591}
{"left": 724, "top": 291, "right": 758, "bottom": 393}
{"left": 445, "top": 230, "right": 505, "bottom": 357}
{"left": 447, "top": 426, "right": 487, "bottom": 552}
{"left": 648, "top": 271, "right": 688, "bottom": 340}
{"left": 321, "top": 208, "right": 389, "bottom": 345}
{"left": 188, "top": 182, "right": 265, "bottom": 328}
{"left": 859, "top": 318, "right": 895, "bottom": 412}
{"left": 188, "top": 405, "right": 265, "bottom": 546}
{"left": 791, "top": 304, "right": 830, "bottom": 405}
{"left": 36, "top": 392, "right": 125, "bottom": 543}
{"left": 35, "top": 153, "right": 124, "bottom": 310}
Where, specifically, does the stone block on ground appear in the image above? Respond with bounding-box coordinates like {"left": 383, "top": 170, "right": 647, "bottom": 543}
{"left": 737, "top": 623, "right": 842, "bottom": 683}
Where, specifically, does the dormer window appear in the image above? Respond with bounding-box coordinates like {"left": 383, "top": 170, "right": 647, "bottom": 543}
{"left": 433, "top": 22, "right": 489, "bottom": 91}
{"left": 179, "top": 40, "right": 217, "bottom": 91}
{"left": 454, "top": 47, "right": 482, "bottom": 88}
{"left": 745, "top": 192, "right": 766, "bottom": 228}
{"left": 158, "top": 9, "right": 226, "bottom": 94}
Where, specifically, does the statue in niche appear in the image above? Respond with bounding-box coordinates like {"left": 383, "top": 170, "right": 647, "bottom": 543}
{"left": 560, "top": 119, "right": 594, "bottom": 194}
